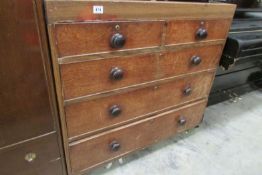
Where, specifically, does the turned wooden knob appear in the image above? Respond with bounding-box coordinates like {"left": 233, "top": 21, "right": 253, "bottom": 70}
{"left": 196, "top": 28, "right": 208, "bottom": 40}
{"left": 178, "top": 116, "right": 187, "bottom": 126}
{"left": 183, "top": 87, "right": 192, "bottom": 96}
{"left": 110, "top": 33, "right": 126, "bottom": 48}
{"left": 110, "top": 67, "right": 124, "bottom": 80}
{"left": 191, "top": 56, "right": 202, "bottom": 65}
{"left": 110, "top": 141, "right": 121, "bottom": 151}
{"left": 109, "top": 105, "right": 122, "bottom": 117}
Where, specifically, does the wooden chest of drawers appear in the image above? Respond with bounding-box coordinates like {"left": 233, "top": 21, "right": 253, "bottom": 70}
{"left": 45, "top": 1, "right": 235, "bottom": 174}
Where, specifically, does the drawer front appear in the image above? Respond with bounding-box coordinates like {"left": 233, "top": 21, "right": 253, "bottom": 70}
{"left": 54, "top": 21, "right": 164, "bottom": 57}
{"left": 61, "top": 45, "right": 221, "bottom": 100}
{"left": 165, "top": 19, "right": 231, "bottom": 45}
{"left": 69, "top": 100, "right": 207, "bottom": 174}
{"left": 0, "top": 133, "right": 61, "bottom": 175}
{"left": 19, "top": 160, "right": 63, "bottom": 175}
{"left": 65, "top": 71, "right": 214, "bottom": 139}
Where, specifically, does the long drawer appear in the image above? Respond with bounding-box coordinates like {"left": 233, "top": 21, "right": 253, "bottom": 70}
{"left": 69, "top": 100, "right": 207, "bottom": 174}
{"left": 60, "top": 45, "right": 222, "bottom": 100}
{"left": 65, "top": 71, "right": 214, "bottom": 140}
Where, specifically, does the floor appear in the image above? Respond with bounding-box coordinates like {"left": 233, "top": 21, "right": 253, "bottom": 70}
{"left": 91, "top": 90, "right": 262, "bottom": 175}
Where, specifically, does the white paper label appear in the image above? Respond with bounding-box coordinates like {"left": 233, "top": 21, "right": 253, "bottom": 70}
{"left": 93, "top": 6, "right": 103, "bottom": 14}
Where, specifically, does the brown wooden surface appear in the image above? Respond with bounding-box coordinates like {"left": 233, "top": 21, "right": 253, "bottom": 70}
{"left": 0, "top": 0, "right": 56, "bottom": 147}
{"left": 34, "top": 1, "right": 67, "bottom": 174}
{"left": 0, "top": 0, "right": 65, "bottom": 174}
{"left": 65, "top": 71, "right": 214, "bottom": 140}
{"left": 45, "top": 1, "right": 236, "bottom": 23}
{"left": 48, "top": 12, "right": 74, "bottom": 174}
{"left": 159, "top": 45, "right": 222, "bottom": 78}
{"left": 69, "top": 100, "right": 207, "bottom": 174}
{"left": 58, "top": 40, "right": 225, "bottom": 64}
{"left": 44, "top": 1, "right": 236, "bottom": 174}
{"left": 20, "top": 159, "right": 64, "bottom": 175}
{"left": 0, "top": 133, "right": 60, "bottom": 175}
{"left": 60, "top": 45, "right": 222, "bottom": 100}
{"left": 54, "top": 21, "right": 164, "bottom": 57}
{"left": 52, "top": 19, "right": 230, "bottom": 58}
{"left": 165, "top": 19, "right": 232, "bottom": 45}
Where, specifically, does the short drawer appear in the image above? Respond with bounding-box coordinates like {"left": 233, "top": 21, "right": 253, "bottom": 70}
{"left": 61, "top": 45, "right": 221, "bottom": 100}
{"left": 0, "top": 133, "right": 62, "bottom": 175}
{"left": 69, "top": 100, "right": 207, "bottom": 174}
{"left": 165, "top": 19, "right": 231, "bottom": 45}
{"left": 65, "top": 71, "right": 214, "bottom": 139}
{"left": 53, "top": 21, "right": 164, "bottom": 57}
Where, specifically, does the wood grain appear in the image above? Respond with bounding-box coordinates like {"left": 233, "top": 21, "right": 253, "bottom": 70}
{"left": 165, "top": 19, "right": 232, "bottom": 45}
{"left": 54, "top": 21, "right": 164, "bottom": 57}
{"left": 57, "top": 40, "right": 225, "bottom": 64}
{"left": 69, "top": 100, "right": 207, "bottom": 174}
{"left": 44, "top": 1, "right": 236, "bottom": 174}
{"left": 0, "top": 1, "right": 54, "bottom": 148}
{"left": 159, "top": 45, "right": 223, "bottom": 78}
{"left": 0, "top": 0, "right": 65, "bottom": 174}
{"left": 60, "top": 45, "right": 222, "bottom": 100}
{"left": 51, "top": 19, "right": 231, "bottom": 58}
{"left": 45, "top": 1, "right": 236, "bottom": 23}
{"left": 65, "top": 71, "right": 213, "bottom": 140}
{"left": 0, "top": 133, "right": 60, "bottom": 175}
{"left": 48, "top": 16, "right": 73, "bottom": 175}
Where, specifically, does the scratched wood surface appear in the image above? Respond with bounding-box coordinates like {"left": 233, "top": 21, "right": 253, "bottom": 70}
{"left": 57, "top": 40, "right": 225, "bottom": 64}
{"left": 65, "top": 71, "right": 213, "bottom": 140}
{"left": 60, "top": 45, "right": 222, "bottom": 100}
{"left": 45, "top": 1, "right": 236, "bottom": 23}
{"left": 69, "top": 100, "right": 207, "bottom": 174}
{"left": 53, "top": 21, "right": 164, "bottom": 57}
{"left": 165, "top": 19, "right": 232, "bottom": 45}
{"left": 44, "top": 1, "right": 236, "bottom": 175}
{"left": 0, "top": 133, "right": 61, "bottom": 175}
{"left": 52, "top": 19, "right": 230, "bottom": 57}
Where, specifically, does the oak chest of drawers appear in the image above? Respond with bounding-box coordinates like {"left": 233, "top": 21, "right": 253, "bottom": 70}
{"left": 45, "top": 1, "right": 235, "bottom": 174}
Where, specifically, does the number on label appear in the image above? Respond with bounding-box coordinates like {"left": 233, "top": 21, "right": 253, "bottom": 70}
{"left": 93, "top": 6, "right": 103, "bottom": 14}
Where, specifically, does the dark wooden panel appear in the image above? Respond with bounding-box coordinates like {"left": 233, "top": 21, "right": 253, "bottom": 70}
{"left": 0, "top": 133, "right": 60, "bottom": 175}
{"left": 69, "top": 100, "right": 207, "bottom": 174}
{"left": 21, "top": 159, "right": 64, "bottom": 175}
{"left": 0, "top": 1, "right": 57, "bottom": 147}
{"left": 53, "top": 21, "right": 164, "bottom": 57}
{"left": 165, "top": 19, "right": 232, "bottom": 45}
{"left": 0, "top": 1, "right": 65, "bottom": 174}
{"left": 60, "top": 45, "right": 221, "bottom": 100}
{"left": 65, "top": 71, "right": 214, "bottom": 140}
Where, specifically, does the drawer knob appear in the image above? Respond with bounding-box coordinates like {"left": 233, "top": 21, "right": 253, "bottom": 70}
{"left": 110, "top": 141, "right": 121, "bottom": 151}
{"left": 191, "top": 56, "right": 202, "bottom": 65}
{"left": 25, "top": 153, "right": 36, "bottom": 162}
{"left": 109, "top": 105, "right": 122, "bottom": 117}
{"left": 110, "top": 33, "right": 126, "bottom": 48}
{"left": 110, "top": 67, "right": 124, "bottom": 80}
{"left": 196, "top": 28, "right": 208, "bottom": 40}
{"left": 178, "top": 116, "right": 187, "bottom": 126}
{"left": 183, "top": 87, "right": 192, "bottom": 96}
